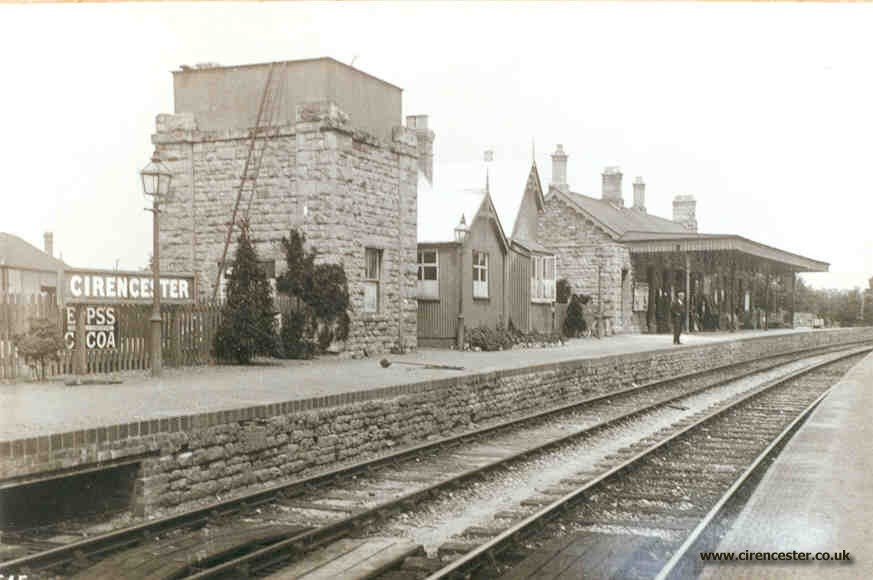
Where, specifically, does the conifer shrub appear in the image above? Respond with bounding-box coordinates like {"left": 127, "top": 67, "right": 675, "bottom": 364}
{"left": 213, "top": 223, "right": 278, "bottom": 364}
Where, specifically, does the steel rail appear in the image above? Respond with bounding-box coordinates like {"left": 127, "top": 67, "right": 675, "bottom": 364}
{"left": 653, "top": 371, "right": 838, "bottom": 580}
{"left": 424, "top": 346, "right": 871, "bottom": 580}
{"left": 180, "top": 344, "right": 870, "bottom": 579}
{"left": 0, "top": 341, "right": 864, "bottom": 577}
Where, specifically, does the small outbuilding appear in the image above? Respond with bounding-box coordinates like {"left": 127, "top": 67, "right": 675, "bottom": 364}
{"left": 416, "top": 155, "right": 557, "bottom": 347}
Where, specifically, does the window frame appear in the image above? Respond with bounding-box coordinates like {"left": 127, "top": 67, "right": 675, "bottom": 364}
{"left": 417, "top": 248, "right": 439, "bottom": 300}
{"left": 363, "top": 247, "right": 383, "bottom": 313}
{"left": 472, "top": 250, "right": 489, "bottom": 300}
{"left": 531, "top": 255, "right": 556, "bottom": 303}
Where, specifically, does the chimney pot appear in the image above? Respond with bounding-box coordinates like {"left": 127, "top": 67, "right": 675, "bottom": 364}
{"left": 407, "top": 115, "right": 434, "bottom": 182}
{"left": 632, "top": 177, "right": 646, "bottom": 212}
{"left": 601, "top": 166, "right": 624, "bottom": 207}
{"left": 43, "top": 232, "right": 54, "bottom": 257}
{"left": 550, "top": 144, "right": 568, "bottom": 192}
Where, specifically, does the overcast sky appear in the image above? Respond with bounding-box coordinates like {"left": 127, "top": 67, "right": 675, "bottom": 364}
{"left": 1, "top": 2, "right": 871, "bottom": 289}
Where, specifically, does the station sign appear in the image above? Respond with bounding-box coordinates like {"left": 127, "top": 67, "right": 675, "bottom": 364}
{"left": 64, "top": 306, "right": 117, "bottom": 350}
{"left": 63, "top": 268, "right": 196, "bottom": 305}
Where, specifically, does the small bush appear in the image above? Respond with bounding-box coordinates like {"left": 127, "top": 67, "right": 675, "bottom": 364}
{"left": 14, "top": 318, "right": 65, "bottom": 380}
{"left": 563, "top": 293, "right": 591, "bottom": 337}
{"left": 467, "top": 324, "right": 514, "bottom": 351}
{"left": 276, "top": 230, "right": 352, "bottom": 358}
{"left": 467, "top": 319, "right": 562, "bottom": 351}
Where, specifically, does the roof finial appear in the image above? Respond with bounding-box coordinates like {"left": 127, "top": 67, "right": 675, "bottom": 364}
{"left": 486, "top": 166, "right": 490, "bottom": 194}
{"left": 531, "top": 138, "right": 536, "bottom": 164}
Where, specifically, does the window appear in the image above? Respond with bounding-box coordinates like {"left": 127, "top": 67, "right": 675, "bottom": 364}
{"left": 531, "top": 255, "right": 556, "bottom": 302}
{"left": 417, "top": 249, "right": 439, "bottom": 300}
{"left": 363, "top": 248, "right": 382, "bottom": 313}
{"left": 472, "top": 250, "right": 489, "bottom": 299}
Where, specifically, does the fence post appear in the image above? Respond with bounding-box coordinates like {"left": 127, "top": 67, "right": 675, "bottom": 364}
{"left": 73, "top": 304, "right": 87, "bottom": 376}
{"left": 170, "top": 309, "right": 182, "bottom": 367}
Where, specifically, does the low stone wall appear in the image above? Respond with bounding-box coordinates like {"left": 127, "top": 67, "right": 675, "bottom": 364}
{"left": 1, "top": 328, "right": 871, "bottom": 515}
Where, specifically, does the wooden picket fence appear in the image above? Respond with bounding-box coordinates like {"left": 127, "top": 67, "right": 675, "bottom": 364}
{"left": 0, "top": 293, "right": 230, "bottom": 380}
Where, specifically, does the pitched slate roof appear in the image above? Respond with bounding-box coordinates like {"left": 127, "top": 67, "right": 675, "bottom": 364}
{"left": 550, "top": 188, "right": 687, "bottom": 238}
{"left": 0, "top": 233, "right": 68, "bottom": 272}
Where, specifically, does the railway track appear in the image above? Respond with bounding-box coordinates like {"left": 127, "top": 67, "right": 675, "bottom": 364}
{"left": 0, "top": 342, "right": 866, "bottom": 579}
{"left": 417, "top": 347, "right": 868, "bottom": 580}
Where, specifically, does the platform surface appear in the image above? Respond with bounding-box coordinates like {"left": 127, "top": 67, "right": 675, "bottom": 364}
{"left": 700, "top": 349, "right": 873, "bottom": 579}
{"left": 0, "top": 328, "right": 807, "bottom": 440}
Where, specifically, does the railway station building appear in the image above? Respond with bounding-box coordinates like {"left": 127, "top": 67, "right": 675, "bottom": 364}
{"left": 151, "top": 58, "right": 430, "bottom": 355}
{"left": 537, "top": 145, "right": 829, "bottom": 335}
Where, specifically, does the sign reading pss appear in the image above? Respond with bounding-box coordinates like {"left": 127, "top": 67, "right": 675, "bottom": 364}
{"left": 65, "top": 306, "right": 117, "bottom": 350}
{"left": 64, "top": 269, "right": 195, "bottom": 305}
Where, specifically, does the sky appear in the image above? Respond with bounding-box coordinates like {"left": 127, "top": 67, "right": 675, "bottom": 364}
{"left": 1, "top": 1, "right": 871, "bottom": 290}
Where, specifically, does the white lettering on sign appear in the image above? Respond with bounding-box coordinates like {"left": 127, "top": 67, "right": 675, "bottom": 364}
{"left": 70, "top": 275, "right": 83, "bottom": 297}
{"left": 65, "top": 306, "right": 118, "bottom": 350}
{"left": 64, "top": 272, "right": 194, "bottom": 303}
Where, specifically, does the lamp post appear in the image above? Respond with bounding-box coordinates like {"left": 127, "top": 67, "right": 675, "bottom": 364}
{"left": 454, "top": 215, "right": 469, "bottom": 349}
{"left": 140, "top": 151, "right": 172, "bottom": 377}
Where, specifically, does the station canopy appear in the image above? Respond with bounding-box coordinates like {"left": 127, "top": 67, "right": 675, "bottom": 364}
{"left": 620, "top": 231, "right": 829, "bottom": 274}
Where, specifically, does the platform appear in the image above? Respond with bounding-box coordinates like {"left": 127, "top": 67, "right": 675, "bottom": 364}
{"left": 0, "top": 329, "right": 807, "bottom": 441}
{"left": 699, "top": 349, "right": 873, "bottom": 579}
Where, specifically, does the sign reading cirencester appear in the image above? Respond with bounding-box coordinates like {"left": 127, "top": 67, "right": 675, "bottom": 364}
{"left": 63, "top": 269, "right": 196, "bottom": 305}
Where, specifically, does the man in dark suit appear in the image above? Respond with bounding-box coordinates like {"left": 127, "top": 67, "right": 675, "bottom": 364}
{"left": 671, "top": 292, "right": 685, "bottom": 345}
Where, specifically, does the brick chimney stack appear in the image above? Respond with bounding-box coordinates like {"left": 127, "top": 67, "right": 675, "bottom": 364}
{"left": 601, "top": 166, "right": 624, "bottom": 207}
{"left": 406, "top": 115, "right": 434, "bottom": 183}
{"left": 550, "top": 144, "right": 568, "bottom": 192}
{"left": 632, "top": 176, "right": 646, "bottom": 213}
{"left": 44, "top": 232, "right": 54, "bottom": 257}
{"left": 672, "top": 195, "right": 698, "bottom": 232}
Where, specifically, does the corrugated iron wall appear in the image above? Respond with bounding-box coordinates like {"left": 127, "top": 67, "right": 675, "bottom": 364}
{"left": 417, "top": 248, "right": 459, "bottom": 340}
{"left": 530, "top": 302, "right": 555, "bottom": 334}
{"left": 507, "top": 250, "right": 531, "bottom": 332}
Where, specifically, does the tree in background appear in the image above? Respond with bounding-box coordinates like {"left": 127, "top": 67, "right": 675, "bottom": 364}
{"left": 795, "top": 277, "right": 870, "bottom": 327}
{"left": 276, "top": 229, "right": 351, "bottom": 358}
{"left": 14, "top": 318, "right": 65, "bottom": 381}
{"left": 213, "top": 222, "right": 277, "bottom": 364}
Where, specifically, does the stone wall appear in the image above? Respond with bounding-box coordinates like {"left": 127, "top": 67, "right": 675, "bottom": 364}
{"left": 538, "top": 194, "right": 637, "bottom": 332}
{"left": 1, "top": 328, "right": 870, "bottom": 515}
{"left": 151, "top": 101, "right": 419, "bottom": 355}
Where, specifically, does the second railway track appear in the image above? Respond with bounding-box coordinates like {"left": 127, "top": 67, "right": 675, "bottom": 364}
{"left": 1, "top": 342, "right": 868, "bottom": 579}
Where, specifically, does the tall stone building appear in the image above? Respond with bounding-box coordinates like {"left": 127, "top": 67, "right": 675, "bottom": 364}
{"left": 151, "top": 58, "right": 431, "bottom": 355}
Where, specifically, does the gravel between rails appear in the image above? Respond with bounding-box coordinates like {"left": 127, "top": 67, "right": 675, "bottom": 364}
{"left": 415, "top": 350, "right": 867, "bottom": 580}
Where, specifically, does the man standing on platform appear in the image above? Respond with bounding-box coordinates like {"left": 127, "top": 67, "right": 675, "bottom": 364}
{"left": 671, "top": 292, "right": 685, "bottom": 345}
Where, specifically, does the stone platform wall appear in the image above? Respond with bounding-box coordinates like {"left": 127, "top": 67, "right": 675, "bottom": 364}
{"left": 1, "top": 329, "right": 871, "bottom": 516}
